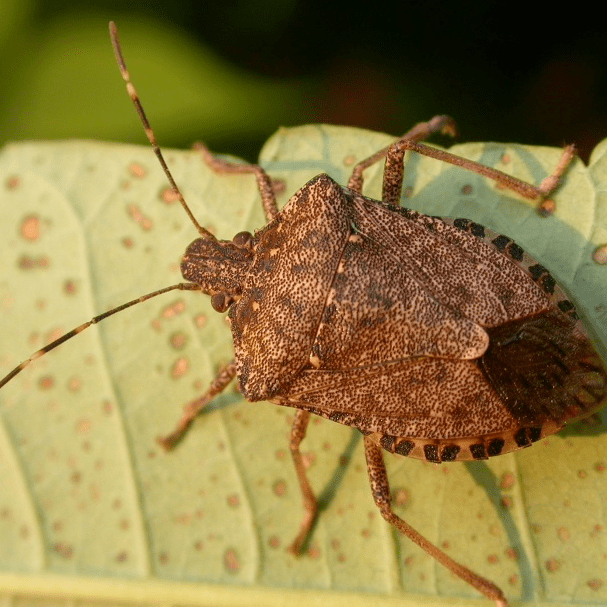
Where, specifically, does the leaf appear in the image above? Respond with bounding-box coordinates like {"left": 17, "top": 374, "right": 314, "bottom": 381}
{"left": 0, "top": 127, "right": 606, "bottom": 607}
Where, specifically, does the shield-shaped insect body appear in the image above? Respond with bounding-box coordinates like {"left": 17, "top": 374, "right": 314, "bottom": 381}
{"left": 1, "top": 22, "right": 606, "bottom": 607}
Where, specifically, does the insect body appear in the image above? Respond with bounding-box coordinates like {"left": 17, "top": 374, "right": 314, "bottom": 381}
{"left": 1, "top": 22, "right": 606, "bottom": 607}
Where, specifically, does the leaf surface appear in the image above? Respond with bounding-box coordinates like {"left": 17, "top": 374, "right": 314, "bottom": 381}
{"left": 0, "top": 127, "right": 606, "bottom": 606}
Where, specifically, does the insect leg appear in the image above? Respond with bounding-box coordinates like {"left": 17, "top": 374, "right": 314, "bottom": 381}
{"left": 157, "top": 360, "right": 237, "bottom": 450}
{"left": 192, "top": 142, "right": 279, "bottom": 223}
{"left": 381, "top": 136, "right": 576, "bottom": 208}
{"left": 346, "top": 115, "right": 457, "bottom": 193}
{"left": 286, "top": 409, "right": 318, "bottom": 555}
{"left": 363, "top": 437, "right": 509, "bottom": 607}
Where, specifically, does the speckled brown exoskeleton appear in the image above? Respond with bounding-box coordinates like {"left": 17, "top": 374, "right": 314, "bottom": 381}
{"left": 1, "top": 22, "right": 606, "bottom": 607}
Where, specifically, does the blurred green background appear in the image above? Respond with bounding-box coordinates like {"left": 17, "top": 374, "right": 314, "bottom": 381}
{"left": 1, "top": 0, "right": 606, "bottom": 163}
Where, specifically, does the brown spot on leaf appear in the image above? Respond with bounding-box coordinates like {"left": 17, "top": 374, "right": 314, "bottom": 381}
{"left": 392, "top": 487, "right": 409, "bottom": 507}
{"left": 268, "top": 536, "right": 280, "bottom": 549}
{"left": 38, "top": 376, "right": 54, "bottom": 390}
{"left": 63, "top": 280, "right": 77, "bottom": 295}
{"left": 128, "top": 163, "right": 146, "bottom": 178}
{"left": 169, "top": 332, "right": 187, "bottom": 350}
{"left": 593, "top": 244, "right": 607, "bottom": 265}
{"left": 557, "top": 527, "right": 570, "bottom": 541}
{"left": 545, "top": 558, "right": 560, "bottom": 572}
{"left": 587, "top": 579, "right": 604, "bottom": 591}
{"left": 160, "top": 187, "right": 179, "bottom": 204}
{"left": 54, "top": 543, "right": 73, "bottom": 558}
{"left": 76, "top": 419, "right": 91, "bottom": 434}
{"left": 273, "top": 480, "right": 286, "bottom": 497}
{"left": 500, "top": 472, "right": 515, "bottom": 490}
{"left": 170, "top": 357, "right": 188, "bottom": 378}
{"left": 224, "top": 548, "right": 241, "bottom": 573}
{"left": 67, "top": 377, "right": 81, "bottom": 392}
{"left": 227, "top": 494, "right": 240, "bottom": 507}
{"left": 500, "top": 496, "right": 513, "bottom": 509}
{"left": 162, "top": 300, "right": 185, "bottom": 319}
{"left": 18, "top": 255, "right": 49, "bottom": 270}
{"left": 6, "top": 176, "right": 19, "bottom": 189}
{"left": 20, "top": 215, "right": 40, "bottom": 240}
{"left": 127, "top": 205, "right": 152, "bottom": 230}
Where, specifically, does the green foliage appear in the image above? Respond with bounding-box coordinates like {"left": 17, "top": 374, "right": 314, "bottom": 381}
{"left": 0, "top": 127, "right": 606, "bottom": 605}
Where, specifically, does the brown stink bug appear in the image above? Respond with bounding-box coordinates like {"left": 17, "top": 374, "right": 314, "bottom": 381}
{"left": 1, "top": 21, "right": 606, "bottom": 606}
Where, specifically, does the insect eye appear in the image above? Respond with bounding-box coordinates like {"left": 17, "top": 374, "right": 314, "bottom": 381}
{"left": 211, "top": 292, "right": 231, "bottom": 313}
{"left": 233, "top": 231, "right": 253, "bottom": 249}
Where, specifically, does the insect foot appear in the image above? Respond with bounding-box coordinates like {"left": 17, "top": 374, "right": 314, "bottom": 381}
{"left": 1, "top": 21, "right": 605, "bottom": 607}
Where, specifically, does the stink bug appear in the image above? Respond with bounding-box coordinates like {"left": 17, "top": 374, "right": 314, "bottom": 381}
{"left": 1, "top": 21, "right": 606, "bottom": 607}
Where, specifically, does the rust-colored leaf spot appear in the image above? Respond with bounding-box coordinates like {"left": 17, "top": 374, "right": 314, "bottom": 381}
{"left": 545, "top": 558, "right": 561, "bottom": 572}
{"left": 392, "top": 487, "right": 409, "bottom": 507}
{"left": 63, "top": 280, "right": 77, "bottom": 295}
{"left": 268, "top": 535, "right": 280, "bottom": 549}
{"left": 75, "top": 418, "right": 91, "bottom": 434}
{"left": 5, "top": 176, "right": 19, "bottom": 189}
{"left": 38, "top": 376, "right": 54, "bottom": 390}
{"left": 504, "top": 547, "right": 518, "bottom": 560}
{"left": 161, "top": 300, "right": 185, "bottom": 319}
{"left": 169, "top": 331, "right": 187, "bottom": 350}
{"left": 127, "top": 204, "right": 152, "bottom": 230}
{"left": 500, "top": 472, "right": 515, "bottom": 490}
{"left": 160, "top": 187, "right": 179, "bottom": 204}
{"left": 67, "top": 377, "right": 81, "bottom": 392}
{"left": 170, "top": 357, "right": 188, "bottom": 378}
{"left": 20, "top": 215, "right": 40, "bottom": 240}
{"left": 128, "top": 162, "right": 146, "bottom": 178}
{"left": 18, "top": 255, "right": 49, "bottom": 270}
{"left": 587, "top": 579, "right": 604, "bottom": 591}
{"left": 53, "top": 542, "right": 74, "bottom": 558}
{"left": 223, "top": 547, "right": 241, "bottom": 573}
{"left": 557, "top": 526, "right": 571, "bottom": 541}
{"left": 273, "top": 480, "right": 286, "bottom": 497}
{"left": 593, "top": 243, "right": 607, "bottom": 265}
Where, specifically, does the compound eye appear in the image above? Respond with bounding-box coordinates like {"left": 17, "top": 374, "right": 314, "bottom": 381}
{"left": 211, "top": 292, "right": 230, "bottom": 313}
{"left": 233, "top": 231, "right": 253, "bottom": 249}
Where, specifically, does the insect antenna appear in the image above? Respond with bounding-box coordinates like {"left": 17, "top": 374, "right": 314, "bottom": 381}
{"left": 109, "top": 21, "right": 216, "bottom": 241}
{"left": 0, "top": 283, "right": 201, "bottom": 390}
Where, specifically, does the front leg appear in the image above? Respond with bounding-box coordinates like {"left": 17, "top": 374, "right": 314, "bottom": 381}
{"left": 157, "top": 360, "right": 238, "bottom": 450}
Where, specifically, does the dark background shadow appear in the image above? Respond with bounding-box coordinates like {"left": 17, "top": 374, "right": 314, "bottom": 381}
{"left": 1, "top": 0, "right": 606, "bottom": 163}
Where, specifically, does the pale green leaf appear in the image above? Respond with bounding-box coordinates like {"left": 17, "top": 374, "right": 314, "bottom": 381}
{"left": 0, "top": 127, "right": 606, "bottom": 607}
